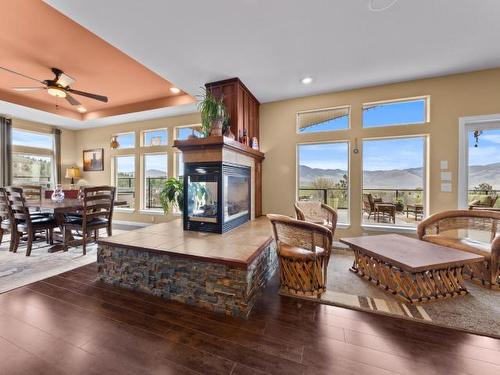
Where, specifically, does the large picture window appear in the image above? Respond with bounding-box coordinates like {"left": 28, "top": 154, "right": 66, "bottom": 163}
{"left": 362, "top": 97, "right": 428, "bottom": 128}
{"left": 297, "top": 142, "right": 349, "bottom": 225}
{"left": 143, "top": 153, "right": 167, "bottom": 210}
{"left": 115, "top": 155, "right": 135, "bottom": 208}
{"left": 12, "top": 129, "right": 54, "bottom": 188}
{"left": 362, "top": 137, "right": 426, "bottom": 227}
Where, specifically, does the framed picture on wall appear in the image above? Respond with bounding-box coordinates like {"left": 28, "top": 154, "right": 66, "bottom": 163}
{"left": 83, "top": 148, "right": 104, "bottom": 171}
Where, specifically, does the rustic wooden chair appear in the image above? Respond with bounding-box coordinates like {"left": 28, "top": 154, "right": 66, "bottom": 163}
{"left": 267, "top": 214, "right": 332, "bottom": 297}
{"left": 0, "top": 188, "right": 16, "bottom": 252}
{"left": 294, "top": 200, "right": 338, "bottom": 236}
{"left": 417, "top": 209, "right": 500, "bottom": 288}
{"left": 63, "top": 186, "right": 115, "bottom": 255}
{"left": 6, "top": 187, "right": 58, "bottom": 256}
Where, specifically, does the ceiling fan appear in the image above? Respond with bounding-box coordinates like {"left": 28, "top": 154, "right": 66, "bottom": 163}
{"left": 1, "top": 66, "right": 108, "bottom": 106}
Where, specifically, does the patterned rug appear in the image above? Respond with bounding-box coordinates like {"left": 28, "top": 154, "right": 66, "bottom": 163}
{"left": 284, "top": 246, "right": 500, "bottom": 339}
{"left": 0, "top": 224, "right": 138, "bottom": 294}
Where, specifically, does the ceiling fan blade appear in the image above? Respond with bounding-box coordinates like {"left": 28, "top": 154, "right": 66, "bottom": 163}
{"left": 12, "top": 87, "right": 46, "bottom": 92}
{"left": 0, "top": 66, "right": 45, "bottom": 84}
{"left": 67, "top": 88, "right": 108, "bottom": 103}
{"left": 56, "top": 72, "right": 75, "bottom": 87}
{"left": 65, "top": 93, "right": 81, "bottom": 106}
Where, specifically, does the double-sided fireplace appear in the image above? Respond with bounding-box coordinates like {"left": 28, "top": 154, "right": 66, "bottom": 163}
{"left": 184, "top": 162, "right": 251, "bottom": 233}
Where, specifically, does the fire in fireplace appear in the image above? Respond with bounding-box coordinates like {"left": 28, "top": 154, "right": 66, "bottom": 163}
{"left": 184, "top": 162, "right": 251, "bottom": 233}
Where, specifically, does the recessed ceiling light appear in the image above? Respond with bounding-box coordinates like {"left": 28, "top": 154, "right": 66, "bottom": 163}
{"left": 170, "top": 87, "right": 181, "bottom": 94}
{"left": 369, "top": 0, "right": 398, "bottom": 11}
{"left": 301, "top": 77, "right": 313, "bottom": 85}
{"left": 77, "top": 107, "right": 87, "bottom": 113}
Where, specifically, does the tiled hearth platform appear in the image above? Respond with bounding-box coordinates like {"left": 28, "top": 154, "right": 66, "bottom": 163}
{"left": 97, "top": 218, "right": 277, "bottom": 318}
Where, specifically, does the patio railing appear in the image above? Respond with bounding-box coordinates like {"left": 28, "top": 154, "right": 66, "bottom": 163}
{"left": 117, "top": 176, "right": 167, "bottom": 209}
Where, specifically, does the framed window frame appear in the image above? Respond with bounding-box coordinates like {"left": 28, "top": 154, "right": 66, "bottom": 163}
{"left": 362, "top": 96, "right": 430, "bottom": 129}
{"left": 142, "top": 152, "right": 168, "bottom": 212}
{"left": 296, "top": 105, "right": 351, "bottom": 135}
{"left": 141, "top": 128, "right": 169, "bottom": 147}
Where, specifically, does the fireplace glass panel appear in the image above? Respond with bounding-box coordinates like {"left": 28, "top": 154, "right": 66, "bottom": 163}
{"left": 224, "top": 174, "right": 250, "bottom": 223}
{"left": 187, "top": 174, "right": 218, "bottom": 223}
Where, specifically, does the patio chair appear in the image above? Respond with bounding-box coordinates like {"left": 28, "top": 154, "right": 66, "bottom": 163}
{"left": 362, "top": 193, "right": 396, "bottom": 222}
{"left": 417, "top": 209, "right": 500, "bottom": 288}
{"left": 294, "top": 200, "right": 337, "bottom": 236}
{"left": 6, "top": 187, "right": 58, "bottom": 256}
{"left": 267, "top": 214, "right": 332, "bottom": 297}
{"left": 469, "top": 195, "right": 498, "bottom": 210}
{"left": 63, "top": 186, "right": 115, "bottom": 255}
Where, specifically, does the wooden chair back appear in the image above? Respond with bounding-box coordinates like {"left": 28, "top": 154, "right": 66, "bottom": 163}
{"left": 0, "top": 187, "right": 12, "bottom": 221}
{"left": 5, "top": 187, "right": 31, "bottom": 225}
{"left": 417, "top": 209, "right": 500, "bottom": 243}
{"left": 20, "top": 185, "right": 43, "bottom": 201}
{"left": 362, "top": 193, "right": 374, "bottom": 212}
{"left": 295, "top": 200, "right": 338, "bottom": 235}
{"left": 81, "top": 186, "right": 116, "bottom": 225}
{"left": 267, "top": 214, "right": 332, "bottom": 254}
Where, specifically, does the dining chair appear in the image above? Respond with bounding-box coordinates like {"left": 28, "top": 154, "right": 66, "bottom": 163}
{"left": 6, "top": 187, "right": 58, "bottom": 256}
{"left": 0, "top": 188, "right": 16, "bottom": 252}
{"left": 63, "top": 186, "right": 115, "bottom": 255}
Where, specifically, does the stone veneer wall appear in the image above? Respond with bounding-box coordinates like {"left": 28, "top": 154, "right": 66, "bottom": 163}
{"left": 97, "top": 241, "right": 277, "bottom": 318}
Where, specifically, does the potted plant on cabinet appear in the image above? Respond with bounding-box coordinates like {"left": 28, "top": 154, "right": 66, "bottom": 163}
{"left": 198, "top": 88, "right": 228, "bottom": 137}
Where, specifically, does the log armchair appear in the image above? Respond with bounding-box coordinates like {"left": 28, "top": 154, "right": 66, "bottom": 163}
{"left": 295, "top": 200, "right": 338, "bottom": 236}
{"left": 267, "top": 214, "right": 332, "bottom": 297}
{"left": 417, "top": 210, "right": 500, "bottom": 288}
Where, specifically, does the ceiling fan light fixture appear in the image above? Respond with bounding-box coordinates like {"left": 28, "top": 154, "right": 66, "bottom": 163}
{"left": 47, "top": 86, "right": 67, "bottom": 98}
{"left": 170, "top": 87, "right": 181, "bottom": 94}
{"left": 301, "top": 76, "right": 313, "bottom": 85}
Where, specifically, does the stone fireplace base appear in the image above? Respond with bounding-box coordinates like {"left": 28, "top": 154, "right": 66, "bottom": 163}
{"left": 97, "top": 218, "right": 277, "bottom": 318}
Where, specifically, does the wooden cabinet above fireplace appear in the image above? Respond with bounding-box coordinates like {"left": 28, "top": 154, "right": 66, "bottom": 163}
{"left": 205, "top": 78, "right": 260, "bottom": 142}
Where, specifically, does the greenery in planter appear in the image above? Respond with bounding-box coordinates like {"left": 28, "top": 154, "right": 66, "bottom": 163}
{"left": 159, "top": 177, "right": 184, "bottom": 213}
{"left": 198, "top": 88, "right": 228, "bottom": 137}
{"left": 394, "top": 197, "right": 405, "bottom": 212}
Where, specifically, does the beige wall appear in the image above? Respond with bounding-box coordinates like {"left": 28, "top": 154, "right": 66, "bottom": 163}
{"left": 72, "top": 112, "right": 201, "bottom": 223}
{"left": 260, "top": 68, "right": 500, "bottom": 237}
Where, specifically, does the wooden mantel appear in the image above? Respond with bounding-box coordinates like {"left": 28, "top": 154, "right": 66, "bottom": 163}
{"left": 173, "top": 136, "right": 265, "bottom": 161}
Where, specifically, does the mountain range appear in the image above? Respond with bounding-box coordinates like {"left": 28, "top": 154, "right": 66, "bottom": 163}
{"left": 300, "top": 162, "right": 500, "bottom": 190}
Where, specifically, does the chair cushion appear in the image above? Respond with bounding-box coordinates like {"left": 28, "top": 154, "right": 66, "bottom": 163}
{"left": 65, "top": 216, "right": 109, "bottom": 226}
{"left": 278, "top": 243, "right": 327, "bottom": 260}
{"left": 17, "top": 216, "right": 57, "bottom": 229}
{"left": 1, "top": 219, "right": 11, "bottom": 228}
{"left": 422, "top": 235, "right": 491, "bottom": 258}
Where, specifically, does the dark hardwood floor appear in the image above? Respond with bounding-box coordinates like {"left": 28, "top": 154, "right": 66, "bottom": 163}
{"left": 0, "top": 264, "right": 499, "bottom": 375}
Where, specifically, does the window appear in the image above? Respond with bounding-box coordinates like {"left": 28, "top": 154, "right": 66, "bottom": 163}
{"left": 12, "top": 154, "right": 52, "bottom": 187}
{"left": 114, "top": 132, "right": 135, "bottom": 149}
{"left": 143, "top": 129, "right": 168, "bottom": 147}
{"left": 143, "top": 153, "right": 168, "bottom": 210}
{"left": 362, "top": 137, "right": 426, "bottom": 227}
{"left": 466, "top": 128, "right": 500, "bottom": 208}
{"left": 12, "top": 129, "right": 53, "bottom": 149}
{"left": 12, "top": 129, "right": 54, "bottom": 188}
{"left": 297, "top": 106, "right": 350, "bottom": 134}
{"left": 175, "top": 125, "right": 203, "bottom": 140}
{"left": 297, "top": 142, "right": 350, "bottom": 225}
{"left": 362, "top": 97, "right": 428, "bottom": 128}
{"left": 115, "top": 156, "right": 135, "bottom": 208}
{"left": 175, "top": 152, "right": 184, "bottom": 177}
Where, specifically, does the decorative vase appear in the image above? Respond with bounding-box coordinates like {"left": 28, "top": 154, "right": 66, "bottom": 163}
{"left": 224, "top": 126, "right": 235, "bottom": 140}
{"left": 51, "top": 185, "right": 65, "bottom": 202}
{"left": 210, "top": 118, "right": 223, "bottom": 137}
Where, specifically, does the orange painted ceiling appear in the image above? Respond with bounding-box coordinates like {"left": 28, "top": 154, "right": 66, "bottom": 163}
{"left": 0, "top": 0, "right": 194, "bottom": 121}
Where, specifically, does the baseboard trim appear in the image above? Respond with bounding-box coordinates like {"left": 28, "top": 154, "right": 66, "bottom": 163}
{"left": 113, "top": 220, "right": 151, "bottom": 227}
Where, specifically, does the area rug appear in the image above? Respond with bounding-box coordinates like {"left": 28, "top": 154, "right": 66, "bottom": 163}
{"left": 0, "top": 224, "right": 139, "bottom": 294}
{"left": 285, "top": 246, "right": 500, "bottom": 339}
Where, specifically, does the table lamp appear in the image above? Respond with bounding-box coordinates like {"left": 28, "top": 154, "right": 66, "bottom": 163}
{"left": 65, "top": 167, "right": 81, "bottom": 189}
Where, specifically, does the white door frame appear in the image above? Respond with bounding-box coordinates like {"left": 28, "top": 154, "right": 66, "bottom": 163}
{"left": 458, "top": 113, "right": 500, "bottom": 208}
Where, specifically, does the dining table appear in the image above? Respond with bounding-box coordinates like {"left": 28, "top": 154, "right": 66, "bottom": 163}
{"left": 25, "top": 198, "right": 128, "bottom": 252}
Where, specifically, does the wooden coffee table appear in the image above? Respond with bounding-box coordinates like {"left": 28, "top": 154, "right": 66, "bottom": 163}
{"left": 340, "top": 234, "right": 484, "bottom": 303}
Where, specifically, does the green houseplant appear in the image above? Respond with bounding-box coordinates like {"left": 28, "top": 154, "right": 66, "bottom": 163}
{"left": 159, "top": 177, "right": 184, "bottom": 213}
{"left": 198, "top": 88, "right": 228, "bottom": 137}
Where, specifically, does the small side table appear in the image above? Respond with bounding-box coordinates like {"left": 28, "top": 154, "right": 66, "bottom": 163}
{"left": 406, "top": 204, "right": 423, "bottom": 220}
{"left": 375, "top": 203, "right": 396, "bottom": 223}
